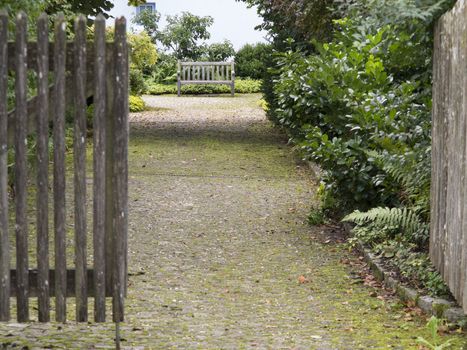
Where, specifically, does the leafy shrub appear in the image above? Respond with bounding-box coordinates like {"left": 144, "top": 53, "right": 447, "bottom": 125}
{"left": 273, "top": 17, "right": 434, "bottom": 213}
{"left": 129, "top": 95, "right": 146, "bottom": 112}
{"left": 204, "top": 40, "right": 235, "bottom": 61}
{"left": 235, "top": 43, "right": 272, "bottom": 79}
{"left": 247, "top": 0, "right": 456, "bottom": 296}
{"left": 149, "top": 52, "right": 178, "bottom": 84}
{"left": 146, "top": 78, "right": 262, "bottom": 95}
{"left": 130, "top": 67, "right": 147, "bottom": 95}
{"left": 128, "top": 31, "right": 158, "bottom": 74}
{"left": 127, "top": 31, "right": 158, "bottom": 95}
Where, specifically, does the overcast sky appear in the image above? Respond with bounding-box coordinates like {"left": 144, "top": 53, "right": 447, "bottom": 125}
{"left": 109, "top": 0, "right": 268, "bottom": 50}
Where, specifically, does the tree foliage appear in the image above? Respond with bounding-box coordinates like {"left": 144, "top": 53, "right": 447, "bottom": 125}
{"left": 44, "top": 0, "right": 113, "bottom": 17}
{"left": 203, "top": 40, "right": 235, "bottom": 61}
{"left": 235, "top": 43, "right": 272, "bottom": 79}
{"left": 158, "top": 12, "right": 214, "bottom": 60}
{"left": 239, "top": 0, "right": 337, "bottom": 46}
{"left": 129, "top": 31, "right": 158, "bottom": 72}
{"left": 0, "top": 0, "right": 148, "bottom": 19}
{"left": 132, "top": 8, "right": 160, "bottom": 43}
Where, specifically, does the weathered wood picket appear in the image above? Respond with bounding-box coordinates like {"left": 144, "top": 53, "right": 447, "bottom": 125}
{"left": 177, "top": 61, "right": 235, "bottom": 96}
{"left": 0, "top": 12, "right": 129, "bottom": 323}
{"left": 430, "top": 0, "right": 467, "bottom": 313}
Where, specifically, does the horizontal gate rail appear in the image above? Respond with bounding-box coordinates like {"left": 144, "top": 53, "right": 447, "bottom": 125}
{"left": 10, "top": 269, "right": 112, "bottom": 297}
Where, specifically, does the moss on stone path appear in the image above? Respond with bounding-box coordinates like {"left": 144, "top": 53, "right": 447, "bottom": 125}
{"left": 1, "top": 94, "right": 466, "bottom": 349}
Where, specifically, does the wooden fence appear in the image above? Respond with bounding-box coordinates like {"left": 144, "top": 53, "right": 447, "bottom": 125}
{"left": 430, "top": 0, "right": 467, "bottom": 313}
{"left": 0, "top": 12, "right": 128, "bottom": 323}
{"left": 177, "top": 61, "right": 235, "bottom": 96}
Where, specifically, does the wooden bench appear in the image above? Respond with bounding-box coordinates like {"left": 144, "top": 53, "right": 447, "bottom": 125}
{"left": 177, "top": 61, "right": 235, "bottom": 96}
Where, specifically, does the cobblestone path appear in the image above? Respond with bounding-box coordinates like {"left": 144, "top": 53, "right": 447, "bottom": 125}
{"left": 0, "top": 94, "right": 465, "bottom": 349}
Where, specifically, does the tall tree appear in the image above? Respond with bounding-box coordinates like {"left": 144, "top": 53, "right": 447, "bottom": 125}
{"left": 45, "top": 0, "right": 112, "bottom": 17}
{"left": 204, "top": 40, "right": 235, "bottom": 61}
{"left": 158, "top": 12, "right": 214, "bottom": 60}
{"left": 239, "top": 0, "right": 336, "bottom": 46}
{"left": 132, "top": 8, "right": 161, "bottom": 43}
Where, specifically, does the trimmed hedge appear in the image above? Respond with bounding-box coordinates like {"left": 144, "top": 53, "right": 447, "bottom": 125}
{"left": 146, "top": 78, "right": 262, "bottom": 95}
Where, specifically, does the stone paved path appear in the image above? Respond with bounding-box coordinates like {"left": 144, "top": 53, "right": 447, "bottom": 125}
{"left": 1, "top": 94, "right": 466, "bottom": 349}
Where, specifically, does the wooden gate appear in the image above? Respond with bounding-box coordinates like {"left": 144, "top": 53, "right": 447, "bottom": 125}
{"left": 430, "top": 0, "right": 467, "bottom": 312}
{"left": 0, "top": 12, "right": 128, "bottom": 323}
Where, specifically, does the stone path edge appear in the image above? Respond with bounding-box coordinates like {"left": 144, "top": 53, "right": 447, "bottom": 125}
{"left": 341, "top": 223, "right": 467, "bottom": 324}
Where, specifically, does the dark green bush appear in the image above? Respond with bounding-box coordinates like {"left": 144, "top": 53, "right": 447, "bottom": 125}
{"left": 235, "top": 43, "right": 272, "bottom": 79}
{"left": 130, "top": 67, "right": 147, "bottom": 96}
{"left": 274, "top": 18, "right": 432, "bottom": 213}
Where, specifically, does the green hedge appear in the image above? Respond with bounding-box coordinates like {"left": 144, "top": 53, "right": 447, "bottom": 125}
{"left": 146, "top": 78, "right": 262, "bottom": 95}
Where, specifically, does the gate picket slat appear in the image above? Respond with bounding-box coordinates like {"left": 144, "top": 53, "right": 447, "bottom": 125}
{"left": 461, "top": 3, "right": 467, "bottom": 309}
{"left": 451, "top": 7, "right": 464, "bottom": 302}
{"left": 36, "top": 13, "right": 50, "bottom": 323}
{"left": 431, "top": 0, "right": 467, "bottom": 312}
{"left": 53, "top": 13, "right": 67, "bottom": 323}
{"left": 105, "top": 33, "right": 116, "bottom": 306}
{"left": 112, "top": 17, "right": 128, "bottom": 323}
{"left": 430, "top": 20, "right": 442, "bottom": 272}
{"left": 93, "top": 14, "right": 107, "bottom": 323}
{"left": 444, "top": 12, "right": 455, "bottom": 289}
{"left": 15, "top": 11, "right": 29, "bottom": 323}
{"left": 74, "top": 15, "right": 88, "bottom": 323}
{"left": 0, "top": 10, "right": 9, "bottom": 322}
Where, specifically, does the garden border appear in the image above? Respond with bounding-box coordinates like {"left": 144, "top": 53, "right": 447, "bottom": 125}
{"left": 341, "top": 224, "right": 467, "bottom": 323}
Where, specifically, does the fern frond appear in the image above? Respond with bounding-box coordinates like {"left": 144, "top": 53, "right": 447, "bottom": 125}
{"left": 343, "top": 206, "right": 428, "bottom": 238}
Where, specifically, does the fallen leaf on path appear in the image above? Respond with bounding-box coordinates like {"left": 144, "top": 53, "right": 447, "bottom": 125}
{"left": 298, "top": 275, "right": 309, "bottom": 284}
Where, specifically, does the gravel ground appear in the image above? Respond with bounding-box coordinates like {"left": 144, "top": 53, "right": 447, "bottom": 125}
{"left": 0, "top": 93, "right": 466, "bottom": 349}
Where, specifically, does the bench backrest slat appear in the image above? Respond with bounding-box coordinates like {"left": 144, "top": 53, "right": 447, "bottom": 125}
{"left": 177, "top": 61, "right": 235, "bottom": 97}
